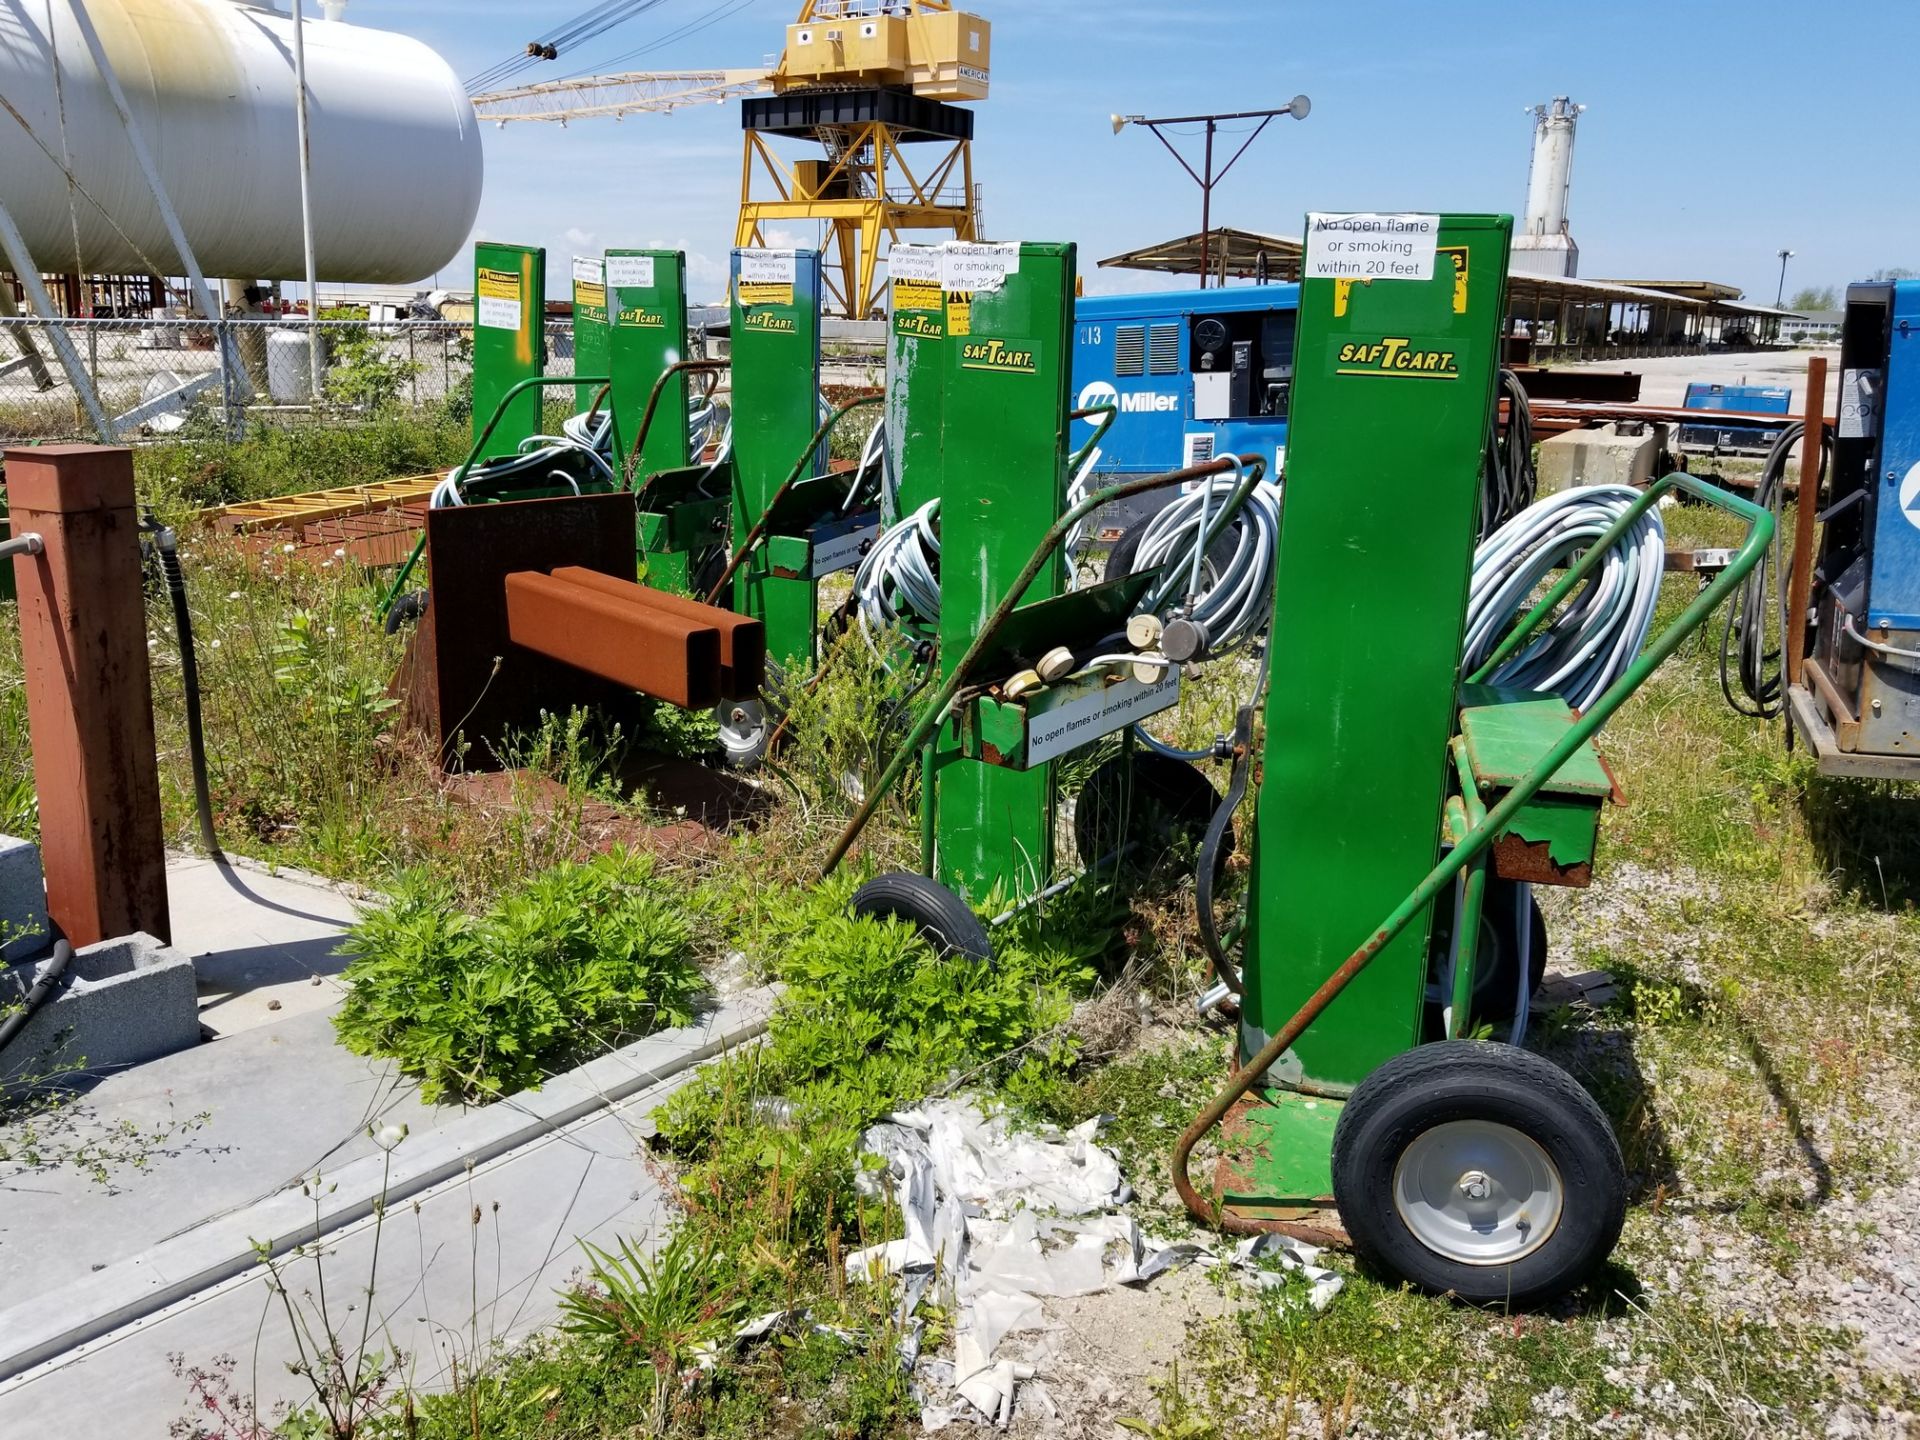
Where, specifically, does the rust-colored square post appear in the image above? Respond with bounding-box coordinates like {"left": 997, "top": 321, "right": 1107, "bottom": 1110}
{"left": 5, "top": 445, "right": 170, "bottom": 946}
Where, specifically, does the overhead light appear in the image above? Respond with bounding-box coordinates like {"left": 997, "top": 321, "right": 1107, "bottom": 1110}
{"left": 1110, "top": 113, "right": 1140, "bottom": 135}
{"left": 1288, "top": 94, "right": 1311, "bottom": 120}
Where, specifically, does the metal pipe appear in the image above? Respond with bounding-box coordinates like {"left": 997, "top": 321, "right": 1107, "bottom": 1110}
{"left": 1783, "top": 355, "right": 1828, "bottom": 686}
{"left": 821, "top": 453, "right": 1267, "bottom": 878}
{"left": 64, "top": 0, "right": 246, "bottom": 401}
{"left": 1445, "top": 736, "right": 1487, "bottom": 1038}
{"left": 622, "top": 358, "right": 730, "bottom": 491}
{"left": 1172, "top": 470, "right": 1775, "bottom": 1236}
{"left": 702, "top": 393, "right": 883, "bottom": 606}
{"left": 289, "top": 0, "right": 324, "bottom": 402}
{"left": 0, "top": 198, "right": 114, "bottom": 439}
{"left": 0, "top": 532, "right": 44, "bottom": 560}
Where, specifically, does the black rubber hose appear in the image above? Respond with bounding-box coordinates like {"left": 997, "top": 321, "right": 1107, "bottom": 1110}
{"left": 1195, "top": 703, "right": 1253, "bottom": 997}
{"left": 1720, "top": 422, "right": 1829, "bottom": 719}
{"left": 152, "top": 522, "right": 224, "bottom": 861}
{"left": 0, "top": 938, "right": 75, "bottom": 1059}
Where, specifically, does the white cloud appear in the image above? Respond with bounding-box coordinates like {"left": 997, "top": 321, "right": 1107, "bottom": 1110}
{"left": 563, "top": 226, "right": 597, "bottom": 250}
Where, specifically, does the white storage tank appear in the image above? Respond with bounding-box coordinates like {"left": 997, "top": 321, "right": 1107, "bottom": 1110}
{"left": 265, "top": 326, "right": 327, "bottom": 402}
{"left": 0, "top": 0, "right": 483, "bottom": 284}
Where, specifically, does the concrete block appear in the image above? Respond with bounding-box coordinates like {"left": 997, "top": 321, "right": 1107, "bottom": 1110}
{"left": 0, "top": 932, "right": 199, "bottom": 1084}
{"left": 0, "top": 834, "right": 49, "bottom": 963}
{"left": 1537, "top": 421, "right": 1664, "bottom": 494}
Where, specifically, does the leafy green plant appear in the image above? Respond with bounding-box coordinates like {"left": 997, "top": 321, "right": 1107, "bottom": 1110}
{"left": 333, "top": 848, "right": 704, "bottom": 1102}
{"left": 557, "top": 1228, "right": 748, "bottom": 1435}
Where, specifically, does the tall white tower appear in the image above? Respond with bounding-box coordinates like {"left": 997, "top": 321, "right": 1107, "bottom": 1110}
{"left": 1511, "top": 96, "right": 1583, "bottom": 278}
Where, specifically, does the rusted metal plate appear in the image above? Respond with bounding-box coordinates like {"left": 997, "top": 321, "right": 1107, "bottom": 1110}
{"left": 506, "top": 570, "right": 722, "bottom": 710}
{"left": 413, "top": 493, "right": 642, "bottom": 771}
{"left": 1491, "top": 833, "right": 1593, "bottom": 888}
{"left": 553, "top": 566, "right": 767, "bottom": 700}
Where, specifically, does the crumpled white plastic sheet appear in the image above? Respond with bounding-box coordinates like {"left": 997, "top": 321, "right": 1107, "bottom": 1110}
{"left": 842, "top": 1097, "right": 1343, "bottom": 1429}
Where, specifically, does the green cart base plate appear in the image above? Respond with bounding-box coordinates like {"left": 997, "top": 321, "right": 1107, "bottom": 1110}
{"left": 1215, "top": 1086, "right": 1348, "bottom": 1242}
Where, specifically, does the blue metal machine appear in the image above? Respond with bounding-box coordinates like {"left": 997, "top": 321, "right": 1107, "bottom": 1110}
{"left": 1679, "top": 381, "right": 1793, "bottom": 453}
{"left": 1789, "top": 279, "right": 1920, "bottom": 777}
{"left": 1071, "top": 284, "right": 1299, "bottom": 479}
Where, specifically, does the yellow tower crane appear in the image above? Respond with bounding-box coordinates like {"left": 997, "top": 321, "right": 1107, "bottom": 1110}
{"left": 470, "top": 2, "right": 990, "bottom": 320}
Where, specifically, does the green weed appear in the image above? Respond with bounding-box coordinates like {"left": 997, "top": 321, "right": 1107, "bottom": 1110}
{"left": 333, "top": 848, "right": 704, "bottom": 1103}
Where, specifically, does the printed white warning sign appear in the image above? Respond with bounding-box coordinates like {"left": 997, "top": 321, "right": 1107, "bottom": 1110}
{"left": 606, "top": 254, "right": 657, "bottom": 290}
{"left": 1303, "top": 213, "right": 1439, "bottom": 281}
{"left": 738, "top": 248, "right": 797, "bottom": 284}
{"left": 940, "top": 241, "right": 1021, "bottom": 293}
{"left": 887, "top": 245, "right": 942, "bottom": 283}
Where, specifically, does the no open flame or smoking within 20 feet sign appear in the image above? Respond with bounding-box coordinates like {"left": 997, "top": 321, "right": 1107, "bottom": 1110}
{"left": 1303, "top": 213, "right": 1440, "bottom": 281}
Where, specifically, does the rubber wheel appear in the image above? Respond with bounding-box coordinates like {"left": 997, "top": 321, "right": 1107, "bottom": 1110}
{"left": 1332, "top": 1041, "right": 1626, "bottom": 1307}
{"left": 1102, "top": 513, "right": 1235, "bottom": 585}
{"left": 850, "top": 872, "right": 991, "bottom": 963}
{"left": 1072, "top": 750, "right": 1230, "bottom": 882}
{"left": 1427, "top": 879, "right": 1548, "bottom": 1031}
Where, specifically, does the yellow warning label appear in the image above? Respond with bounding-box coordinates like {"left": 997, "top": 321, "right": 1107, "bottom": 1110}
{"left": 892, "top": 278, "right": 942, "bottom": 313}
{"left": 477, "top": 268, "right": 521, "bottom": 302}
{"left": 959, "top": 337, "right": 1036, "bottom": 374}
{"left": 477, "top": 267, "right": 524, "bottom": 330}
{"left": 1443, "top": 247, "right": 1468, "bottom": 314}
{"left": 1334, "top": 336, "right": 1459, "bottom": 380}
{"left": 573, "top": 280, "right": 607, "bottom": 311}
{"left": 946, "top": 295, "right": 972, "bottom": 337}
{"left": 738, "top": 281, "right": 795, "bottom": 308}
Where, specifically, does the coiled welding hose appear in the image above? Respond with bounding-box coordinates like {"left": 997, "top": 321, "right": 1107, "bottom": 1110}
{"left": 1481, "top": 369, "right": 1538, "bottom": 540}
{"left": 429, "top": 407, "right": 616, "bottom": 509}
{"left": 1461, "top": 483, "right": 1667, "bottom": 713}
{"left": 1720, "top": 420, "right": 1829, "bottom": 718}
{"left": 1126, "top": 470, "right": 1285, "bottom": 660}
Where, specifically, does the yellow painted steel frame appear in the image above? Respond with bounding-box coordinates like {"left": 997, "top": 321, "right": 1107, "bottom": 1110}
{"left": 738, "top": 124, "right": 975, "bottom": 318}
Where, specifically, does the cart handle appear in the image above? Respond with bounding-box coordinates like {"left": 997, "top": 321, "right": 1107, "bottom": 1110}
{"left": 1172, "top": 471, "right": 1775, "bottom": 1235}
{"left": 702, "top": 392, "right": 885, "bottom": 606}
{"left": 820, "top": 452, "right": 1269, "bottom": 877}
{"left": 379, "top": 375, "right": 612, "bottom": 617}
{"left": 622, "top": 358, "right": 731, "bottom": 493}
{"left": 1066, "top": 402, "right": 1118, "bottom": 479}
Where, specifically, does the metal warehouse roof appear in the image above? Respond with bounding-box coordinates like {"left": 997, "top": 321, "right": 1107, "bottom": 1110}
{"left": 1097, "top": 228, "right": 1304, "bottom": 282}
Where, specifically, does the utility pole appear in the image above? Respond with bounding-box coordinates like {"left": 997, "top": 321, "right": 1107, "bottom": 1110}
{"left": 291, "top": 0, "right": 324, "bottom": 404}
{"left": 1775, "top": 248, "right": 1795, "bottom": 307}
{"left": 1112, "top": 98, "right": 1310, "bottom": 289}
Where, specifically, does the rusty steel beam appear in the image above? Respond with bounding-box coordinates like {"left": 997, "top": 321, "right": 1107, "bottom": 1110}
{"left": 505, "top": 571, "right": 723, "bottom": 711}
{"left": 1784, "top": 355, "right": 1829, "bottom": 687}
{"left": 5, "top": 446, "right": 170, "bottom": 947}
{"left": 552, "top": 567, "right": 767, "bottom": 700}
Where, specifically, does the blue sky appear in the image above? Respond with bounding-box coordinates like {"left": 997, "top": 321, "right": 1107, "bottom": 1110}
{"left": 352, "top": 0, "right": 1920, "bottom": 304}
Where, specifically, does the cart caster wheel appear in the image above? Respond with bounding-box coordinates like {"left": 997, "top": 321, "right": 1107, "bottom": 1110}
{"left": 1331, "top": 1041, "right": 1625, "bottom": 1308}
{"left": 850, "top": 872, "right": 991, "bottom": 963}
{"left": 1073, "top": 750, "right": 1229, "bottom": 882}
{"left": 716, "top": 698, "right": 769, "bottom": 770}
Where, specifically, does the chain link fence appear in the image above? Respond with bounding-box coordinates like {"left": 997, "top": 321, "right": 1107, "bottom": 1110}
{"left": 0, "top": 316, "right": 581, "bottom": 445}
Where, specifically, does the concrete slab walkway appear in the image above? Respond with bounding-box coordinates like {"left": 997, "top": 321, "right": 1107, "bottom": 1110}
{"left": 0, "top": 852, "right": 774, "bottom": 1435}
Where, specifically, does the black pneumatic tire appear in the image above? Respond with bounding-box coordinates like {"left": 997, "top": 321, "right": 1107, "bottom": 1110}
{"left": 1332, "top": 1041, "right": 1626, "bottom": 1308}
{"left": 1073, "top": 750, "right": 1230, "bottom": 883}
{"left": 1103, "top": 514, "right": 1236, "bottom": 586}
{"left": 851, "top": 872, "right": 992, "bottom": 963}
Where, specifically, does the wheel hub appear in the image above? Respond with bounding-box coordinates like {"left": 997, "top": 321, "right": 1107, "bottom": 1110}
{"left": 1392, "top": 1120, "right": 1564, "bottom": 1266}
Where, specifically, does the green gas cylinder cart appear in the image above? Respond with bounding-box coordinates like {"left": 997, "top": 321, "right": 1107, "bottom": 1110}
{"left": 823, "top": 213, "right": 1775, "bottom": 1304}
